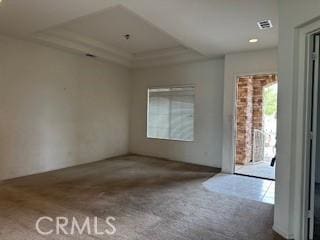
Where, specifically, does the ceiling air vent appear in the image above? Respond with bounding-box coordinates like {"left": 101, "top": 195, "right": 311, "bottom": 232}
{"left": 257, "top": 20, "right": 273, "bottom": 30}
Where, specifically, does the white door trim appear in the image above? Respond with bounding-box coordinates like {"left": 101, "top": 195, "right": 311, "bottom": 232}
{"left": 293, "top": 18, "right": 320, "bottom": 240}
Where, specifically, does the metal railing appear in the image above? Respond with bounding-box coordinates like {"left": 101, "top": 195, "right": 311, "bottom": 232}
{"left": 252, "top": 129, "right": 266, "bottom": 163}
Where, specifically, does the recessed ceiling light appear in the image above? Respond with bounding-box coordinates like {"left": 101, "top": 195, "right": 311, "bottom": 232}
{"left": 249, "top": 38, "right": 259, "bottom": 43}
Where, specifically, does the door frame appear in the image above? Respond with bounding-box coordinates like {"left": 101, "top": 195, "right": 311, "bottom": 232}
{"left": 305, "top": 32, "right": 320, "bottom": 240}
{"left": 296, "top": 19, "right": 320, "bottom": 240}
{"left": 231, "top": 73, "right": 277, "bottom": 176}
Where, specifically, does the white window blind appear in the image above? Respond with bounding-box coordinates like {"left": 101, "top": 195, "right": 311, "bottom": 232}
{"left": 147, "top": 86, "right": 194, "bottom": 141}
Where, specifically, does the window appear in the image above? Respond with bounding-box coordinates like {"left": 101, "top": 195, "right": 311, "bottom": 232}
{"left": 147, "top": 86, "right": 195, "bottom": 141}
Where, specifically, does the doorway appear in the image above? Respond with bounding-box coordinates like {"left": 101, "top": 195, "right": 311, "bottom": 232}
{"left": 234, "top": 74, "right": 278, "bottom": 180}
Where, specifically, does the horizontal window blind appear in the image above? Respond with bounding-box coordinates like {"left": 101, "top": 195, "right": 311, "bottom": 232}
{"left": 147, "top": 87, "right": 194, "bottom": 141}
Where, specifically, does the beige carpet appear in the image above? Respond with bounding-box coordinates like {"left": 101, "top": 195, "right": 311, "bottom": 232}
{"left": 0, "top": 155, "right": 276, "bottom": 240}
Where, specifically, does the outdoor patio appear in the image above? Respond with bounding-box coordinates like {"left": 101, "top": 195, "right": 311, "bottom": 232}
{"left": 235, "top": 161, "right": 275, "bottom": 180}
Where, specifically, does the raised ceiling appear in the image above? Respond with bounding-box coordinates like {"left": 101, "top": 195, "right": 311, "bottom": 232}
{"left": 56, "top": 5, "right": 180, "bottom": 54}
{"left": 121, "top": 0, "right": 278, "bottom": 56}
{"left": 0, "top": 0, "right": 278, "bottom": 68}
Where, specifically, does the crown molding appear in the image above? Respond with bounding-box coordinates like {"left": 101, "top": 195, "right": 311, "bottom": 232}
{"left": 32, "top": 29, "right": 208, "bottom": 68}
{"left": 133, "top": 46, "right": 208, "bottom": 68}
{"left": 134, "top": 46, "right": 191, "bottom": 60}
{"left": 46, "top": 29, "right": 132, "bottom": 60}
{"left": 33, "top": 29, "right": 133, "bottom": 67}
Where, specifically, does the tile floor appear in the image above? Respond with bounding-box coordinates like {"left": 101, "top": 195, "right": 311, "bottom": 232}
{"left": 203, "top": 173, "right": 275, "bottom": 204}
{"left": 235, "top": 161, "right": 275, "bottom": 180}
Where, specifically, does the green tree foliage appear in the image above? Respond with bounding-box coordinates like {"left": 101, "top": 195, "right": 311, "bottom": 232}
{"left": 263, "top": 84, "right": 277, "bottom": 116}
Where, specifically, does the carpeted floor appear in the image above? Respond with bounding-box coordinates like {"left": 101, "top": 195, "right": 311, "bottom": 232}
{"left": 0, "top": 155, "right": 276, "bottom": 240}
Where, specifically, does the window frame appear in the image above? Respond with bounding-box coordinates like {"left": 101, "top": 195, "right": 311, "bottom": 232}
{"left": 146, "top": 85, "right": 195, "bottom": 142}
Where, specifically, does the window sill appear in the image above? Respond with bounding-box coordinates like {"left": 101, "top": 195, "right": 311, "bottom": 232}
{"left": 146, "top": 137, "right": 194, "bottom": 143}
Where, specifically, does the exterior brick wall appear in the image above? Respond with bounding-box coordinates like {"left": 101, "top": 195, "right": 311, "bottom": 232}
{"left": 252, "top": 75, "right": 278, "bottom": 131}
{"left": 236, "top": 76, "right": 253, "bottom": 165}
{"left": 236, "top": 74, "right": 277, "bottom": 165}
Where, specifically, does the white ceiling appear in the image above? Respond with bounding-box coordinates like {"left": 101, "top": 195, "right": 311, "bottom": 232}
{"left": 0, "top": 0, "right": 278, "bottom": 65}
{"left": 56, "top": 5, "right": 180, "bottom": 54}
{"left": 121, "top": 0, "right": 278, "bottom": 56}
{"left": 0, "top": 0, "right": 116, "bottom": 36}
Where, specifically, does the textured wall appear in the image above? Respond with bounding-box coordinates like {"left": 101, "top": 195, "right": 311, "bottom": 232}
{"left": 129, "top": 59, "right": 224, "bottom": 168}
{"left": 0, "top": 36, "right": 131, "bottom": 180}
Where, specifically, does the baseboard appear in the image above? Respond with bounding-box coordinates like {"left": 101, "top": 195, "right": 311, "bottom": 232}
{"left": 273, "top": 225, "right": 295, "bottom": 239}
{"left": 0, "top": 153, "right": 131, "bottom": 182}
{"left": 128, "top": 152, "right": 221, "bottom": 173}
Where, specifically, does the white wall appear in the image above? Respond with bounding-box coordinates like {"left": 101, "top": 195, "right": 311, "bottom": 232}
{"left": 0, "top": 36, "right": 131, "bottom": 180}
{"left": 222, "top": 48, "right": 278, "bottom": 173}
{"left": 276, "top": 1, "right": 320, "bottom": 239}
{"left": 129, "top": 59, "right": 224, "bottom": 167}
{"left": 2, "top": 23, "right": 312, "bottom": 238}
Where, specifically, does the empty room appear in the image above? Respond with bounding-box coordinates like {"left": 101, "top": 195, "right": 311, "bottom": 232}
{"left": 0, "top": 0, "right": 319, "bottom": 240}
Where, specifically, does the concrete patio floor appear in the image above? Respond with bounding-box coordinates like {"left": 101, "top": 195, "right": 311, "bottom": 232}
{"left": 235, "top": 161, "right": 275, "bottom": 180}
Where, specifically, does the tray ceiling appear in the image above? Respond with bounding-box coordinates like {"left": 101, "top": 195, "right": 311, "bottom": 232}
{"left": 0, "top": 0, "right": 278, "bottom": 68}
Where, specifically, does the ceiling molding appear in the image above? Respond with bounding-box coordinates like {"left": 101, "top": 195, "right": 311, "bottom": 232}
{"left": 32, "top": 29, "right": 133, "bottom": 67}
{"left": 134, "top": 46, "right": 192, "bottom": 60}
{"left": 48, "top": 29, "right": 133, "bottom": 60}
{"left": 32, "top": 29, "right": 208, "bottom": 68}
{"left": 0, "top": 0, "right": 278, "bottom": 57}
{"left": 133, "top": 46, "right": 208, "bottom": 69}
